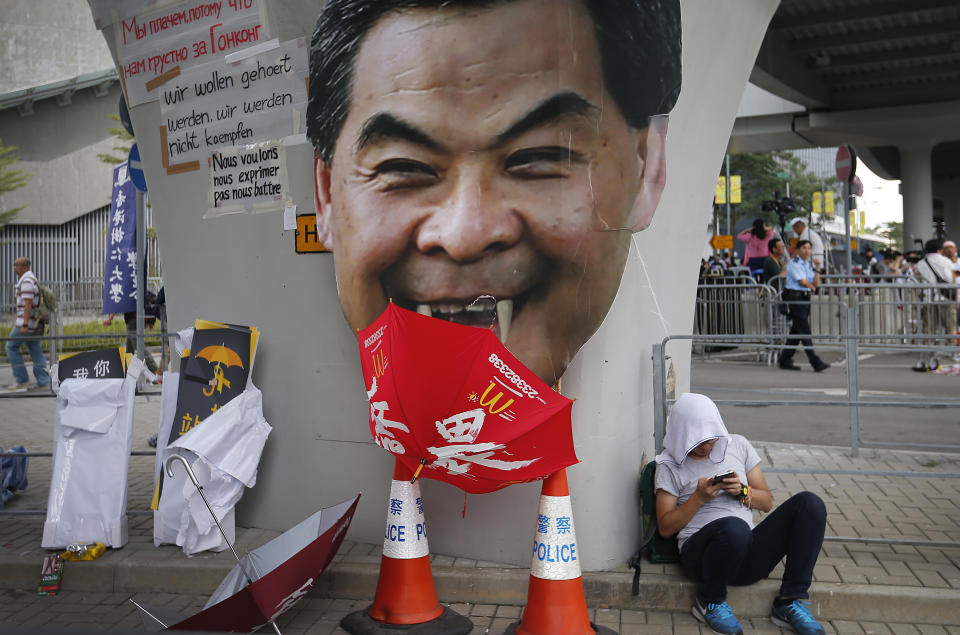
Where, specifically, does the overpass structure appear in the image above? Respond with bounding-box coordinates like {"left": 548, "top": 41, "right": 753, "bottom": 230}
{"left": 731, "top": 0, "right": 960, "bottom": 250}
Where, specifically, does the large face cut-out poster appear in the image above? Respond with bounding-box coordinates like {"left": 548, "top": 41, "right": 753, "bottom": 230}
{"left": 307, "top": 0, "right": 681, "bottom": 385}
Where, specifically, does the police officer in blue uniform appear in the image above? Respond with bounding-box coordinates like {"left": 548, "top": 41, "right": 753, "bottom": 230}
{"left": 779, "top": 240, "right": 829, "bottom": 372}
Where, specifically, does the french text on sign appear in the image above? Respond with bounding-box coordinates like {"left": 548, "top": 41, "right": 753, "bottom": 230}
{"left": 207, "top": 141, "right": 289, "bottom": 217}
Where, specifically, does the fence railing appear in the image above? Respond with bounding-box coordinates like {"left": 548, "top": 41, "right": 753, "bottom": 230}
{"left": 695, "top": 275, "right": 959, "bottom": 363}
{"left": 0, "top": 277, "right": 164, "bottom": 318}
{"left": 0, "top": 311, "right": 171, "bottom": 393}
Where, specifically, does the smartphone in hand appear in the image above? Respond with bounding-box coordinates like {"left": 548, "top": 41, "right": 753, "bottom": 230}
{"left": 711, "top": 471, "right": 736, "bottom": 485}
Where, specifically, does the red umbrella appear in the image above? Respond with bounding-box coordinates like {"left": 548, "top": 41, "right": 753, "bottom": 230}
{"left": 358, "top": 303, "right": 577, "bottom": 494}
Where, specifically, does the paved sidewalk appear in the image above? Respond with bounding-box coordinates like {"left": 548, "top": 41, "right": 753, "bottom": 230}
{"left": 2, "top": 589, "right": 959, "bottom": 634}
{"left": 1, "top": 378, "right": 959, "bottom": 631}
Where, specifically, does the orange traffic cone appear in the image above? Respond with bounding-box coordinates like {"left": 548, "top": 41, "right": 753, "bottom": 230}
{"left": 506, "top": 469, "right": 615, "bottom": 635}
{"left": 340, "top": 458, "right": 472, "bottom": 634}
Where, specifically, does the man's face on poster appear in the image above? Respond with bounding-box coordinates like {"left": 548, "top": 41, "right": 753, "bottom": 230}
{"left": 314, "top": 0, "right": 669, "bottom": 384}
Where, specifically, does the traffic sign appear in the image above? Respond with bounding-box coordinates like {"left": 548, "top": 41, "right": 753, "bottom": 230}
{"left": 710, "top": 235, "right": 733, "bottom": 250}
{"left": 852, "top": 174, "right": 864, "bottom": 197}
{"left": 835, "top": 145, "right": 857, "bottom": 182}
{"left": 118, "top": 94, "right": 134, "bottom": 137}
{"left": 128, "top": 143, "right": 147, "bottom": 192}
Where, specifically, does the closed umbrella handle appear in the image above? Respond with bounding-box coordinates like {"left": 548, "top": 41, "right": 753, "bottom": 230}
{"left": 165, "top": 453, "right": 256, "bottom": 585}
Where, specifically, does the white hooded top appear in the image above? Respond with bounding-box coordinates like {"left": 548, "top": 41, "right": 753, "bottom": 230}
{"left": 655, "top": 392, "right": 730, "bottom": 466}
{"left": 654, "top": 393, "right": 761, "bottom": 549}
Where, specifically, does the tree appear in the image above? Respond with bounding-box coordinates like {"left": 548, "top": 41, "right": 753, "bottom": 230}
{"left": 96, "top": 113, "right": 134, "bottom": 165}
{"left": 0, "top": 138, "right": 31, "bottom": 227}
{"left": 721, "top": 151, "right": 839, "bottom": 233}
{"left": 865, "top": 221, "right": 902, "bottom": 248}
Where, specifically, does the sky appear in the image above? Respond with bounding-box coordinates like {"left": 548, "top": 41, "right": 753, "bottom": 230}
{"left": 856, "top": 162, "right": 903, "bottom": 228}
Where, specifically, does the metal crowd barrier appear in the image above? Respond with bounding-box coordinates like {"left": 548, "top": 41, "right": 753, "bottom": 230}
{"left": 695, "top": 276, "right": 959, "bottom": 363}
{"left": 0, "top": 311, "right": 172, "bottom": 399}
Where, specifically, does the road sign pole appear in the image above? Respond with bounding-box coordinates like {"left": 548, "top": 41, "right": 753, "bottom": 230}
{"left": 836, "top": 145, "right": 858, "bottom": 275}
{"left": 725, "top": 154, "right": 732, "bottom": 238}
{"left": 128, "top": 142, "right": 148, "bottom": 365}
{"left": 844, "top": 181, "right": 854, "bottom": 275}
{"left": 136, "top": 189, "right": 145, "bottom": 362}
{"left": 713, "top": 205, "right": 719, "bottom": 254}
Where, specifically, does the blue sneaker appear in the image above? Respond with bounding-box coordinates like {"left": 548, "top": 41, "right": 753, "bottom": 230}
{"left": 771, "top": 599, "right": 826, "bottom": 635}
{"left": 692, "top": 598, "right": 743, "bottom": 635}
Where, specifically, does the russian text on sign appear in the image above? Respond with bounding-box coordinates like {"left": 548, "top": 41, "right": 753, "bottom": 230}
{"left": 117, "top": 0, "right": 266, "bottom": 107}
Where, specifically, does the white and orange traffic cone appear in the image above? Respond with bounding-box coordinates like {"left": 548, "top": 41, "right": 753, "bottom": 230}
{"left": 340, "top": 458, "right": 472, "bottom": 634}
{"left": 506, "top": 469, "right": 615, "bottom": 635}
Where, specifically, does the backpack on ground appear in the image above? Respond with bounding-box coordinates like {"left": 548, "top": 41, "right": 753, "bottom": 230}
{"left": 628, "top": 460, "right": 680, "bottom": 595}
{"left": 0, "top": 445, "right": 29, "bottom": 510}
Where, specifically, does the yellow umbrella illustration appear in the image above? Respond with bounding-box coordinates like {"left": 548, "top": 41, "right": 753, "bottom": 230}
{"left": 197, "top": 344, "right": 244, "bottom": 397}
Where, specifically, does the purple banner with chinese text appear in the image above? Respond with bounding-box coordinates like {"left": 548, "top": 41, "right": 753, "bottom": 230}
{"left": 102, "top": 162, "right": 138, "bottom": 315}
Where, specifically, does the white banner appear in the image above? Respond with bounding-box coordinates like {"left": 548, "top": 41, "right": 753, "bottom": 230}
{"left": 160, "top": 38, "right": 308, "bottom": 165}
{"left": 116, "top": 0, "right": 269, "bottom": 107}
{"left": 529, "top": 494, "right": 581, "bottom": 581}
{"left": 381, "top": 480, "right": 430, "bottom": 560}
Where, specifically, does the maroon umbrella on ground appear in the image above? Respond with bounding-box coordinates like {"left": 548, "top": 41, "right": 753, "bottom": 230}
{"left": 133, "top": 457, "right": 359, "bottom": 633}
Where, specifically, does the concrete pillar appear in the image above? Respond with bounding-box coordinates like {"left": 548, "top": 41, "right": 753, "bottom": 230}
{"left": 900, "top": 145, "right": 934, "bottom": 251}
{"left": 933, "top": 152, "right": 960, "bottom": 239}
{"left": 94, "top": 0, "right": 779, "bottom": 570}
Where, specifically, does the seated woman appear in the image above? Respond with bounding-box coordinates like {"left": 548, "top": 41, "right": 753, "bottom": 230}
{"left": 655, "top": 393, "right": 827, "bottom": 635}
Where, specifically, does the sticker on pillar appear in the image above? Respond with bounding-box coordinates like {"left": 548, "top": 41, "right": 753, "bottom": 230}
{"left": 295, "top": 215, "right": 329, "bottom": 253}
{"left": 382, "top": 480, "right": 429, "bottom": 559}
{"left": 530, "top": 494, "right": 580, "bottom": 581}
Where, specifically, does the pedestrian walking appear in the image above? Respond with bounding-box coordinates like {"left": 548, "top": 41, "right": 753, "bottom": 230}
{"left": 913, "top": 239, "right": 956, "bottom": 371}
{"left": 5, "top": 257, "right": 50, "bottom": 391}
{"left": 778, "top": 241, "right": 829, "bottom": 372}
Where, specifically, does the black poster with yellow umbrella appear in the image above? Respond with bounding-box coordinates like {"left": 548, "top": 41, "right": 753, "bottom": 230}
{"left": 167, "top": 320, "right": 260, "bottom": 447}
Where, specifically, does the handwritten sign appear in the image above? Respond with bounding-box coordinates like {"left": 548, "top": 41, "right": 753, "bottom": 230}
{"left": 160, "top": 38, "right": 307, "bottom": 166}
{"left": 116, "top": 0, "right": 269, "bottom": 107}
{"left": 87, "top": 0, "right": 174, "bottom": 30}
{"left": 207, "top": 141, "right": 289, "bottom": 217}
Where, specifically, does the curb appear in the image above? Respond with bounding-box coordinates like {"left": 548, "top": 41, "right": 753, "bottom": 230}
{"left": 3, "top": 554, "right": 958, "bottom": 625}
